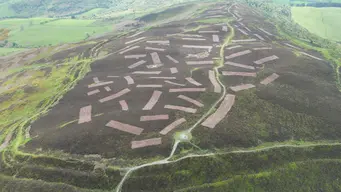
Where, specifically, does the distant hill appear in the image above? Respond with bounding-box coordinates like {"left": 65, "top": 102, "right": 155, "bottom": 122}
{"left": 0, "top": 0, "right": 198, "bottom": 19}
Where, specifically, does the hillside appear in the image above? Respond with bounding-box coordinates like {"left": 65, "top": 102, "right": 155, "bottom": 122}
{"left": 0, "top": 0, "right": 198, "bottom": 18}
{"left": 1, "top": 0, "right": 341, "bottom": 192}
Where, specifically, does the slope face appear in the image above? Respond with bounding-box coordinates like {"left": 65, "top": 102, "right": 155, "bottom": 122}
{"left": 1, "top": 1, "right": 341, "bottom": 192}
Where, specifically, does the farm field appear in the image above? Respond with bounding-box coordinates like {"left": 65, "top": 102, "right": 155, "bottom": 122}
{"left": 1, "top": 1, "right": 341, "bottom": 192}
{"left": 0, "top": 47, "right": 27, "bottom": 56}
{"left": 292, "top": 7, "right": 341, "bottom": 42}
{"left": 0, "top": 18, "right": 113, "bottom": 47}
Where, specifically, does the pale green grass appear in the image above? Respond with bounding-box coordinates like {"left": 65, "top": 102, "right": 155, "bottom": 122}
{"left": 290, "top": 0, "right": 341, "bottom": 3}
{"left": 45, "top": 19, "right": 96, "bottom": 26}
{"left": 78, "top": 8, "right": 106, "bottom": 17}
{"left": 0, "top": 18, "right": 53, "bottom": 28}
{"left": 0, "top": 18, "right": 113, "bottom": 47}
{"left": 0, "top": 3, "right": 16, "bottom": 17}
{"left": 8, "top": 25, "right": 112, "bottom": 46}
{"left": 292, "top": 7, "right": 341, "bottom": 42}
{"left": 0, "top": 48, "right": 27, "bottom": 56}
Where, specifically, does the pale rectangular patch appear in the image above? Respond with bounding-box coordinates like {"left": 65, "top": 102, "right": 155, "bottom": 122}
{"left": 244, "top": 26, "right": 251, "bottom": 32}
{"left": 212, "top": 35, "right": 220, "bottom": 42}
{"left": 230, "top": 84, "right": 255, "bottom": 92}
{"left": 119, "top": 100, "right": 129, "bottom": 111}
{"left": 127, "top": 31, "right": 144, "bottom": 38}
{"left": 253, "top": 47, "right": 272, "bottom": 50}
{"left": 198, "top": 31, "right": 219, "bottom": 33}
{"left": 201, "top": 94, "right": 235, "bottom": 128}
{"left": 254, "top": 34, "right": 265, "bottom": 41}
{"left": 173, "top": 34, "right": 203, "bottom": 37}
{"left": 132, "top": 71, "right": 162, "bottom": 75}
{"left": 106, "top": 120, "right": 143, "bottom": 135}
{"left": 225, "top": 61, "right": 255, "bottom": 70}
{"left": 206, "top": 15, "right": 224, "bottom": 18}
{"left": 225, "top": 50, "right": 252, "bottom": 59}
{"left": 222, "top": 26, "right": 228, "bottom": 32}
{"left": 140, "top": 115, "right": 169, "bottom": 121}
{"left": 258, "top": 28, "right": 274, "bottom": 36}
{"left": 209, "top": 70, "right": 221, "bottom": 93}
{"left": 260, "top": 73, "right": 279, "bottom": 85}
{"left": 227, "top": 45, "right": 242, "bottom": 50}
{"left": 222, "top": 71, "right": 257, "bottom": 77}
{"left": 87, "top": 89, "right": 100, "bottom": 96}
{"left": 164, "top": 105, "right": 197, "bottom": 113}
{"left": 169, "top": 88, "right": 206, "bottom": 92}
{"left": 254, "top": 55, "right": 279, "bottom": 65}
{"left": 165, "top": 80, "right": 185, "bottom": 86}
{"left": 151, "top": 52, "right": 162, "bottom": 64}
{"left": 185, "top": 77, "right": 202, "bottom": 86}
{"left": 119, "top": 46, "right": 140, "bottom": 54}
{"left": 118, "top": 45, "right": 132, "bottom": 53}
{"left": 237, "top": 28, "right": 248, "bottom": 35}
{"left": 170, "top": 67, "right": 178, "bottom": 74}
{"left": 143, "top": 90, "right": 162, "bottom": 110}
{"left": 166, "top": 55, "right": 179, "bottom": 63}
{"left": 183, "top": 45, "right": 212, "bottom": 50}
{"left": 231, "top": 39, "right": 257, "bottom": 43}
{"left": 160, "top": 118, "right": 187, "bottom": 135}
{"left": 186, "top": 60, "right": 214, "bottom": 65}
{"left": 284, "top": 43, "right": 300, "bottom": 49}
{"left": 300, "top": 52, "right": 323, "bottom": 61}
{"left": 149, "top": 77, "right": 176, "bottom": 80}
{"left": 78, "top": 105, "right": 92, "bottom": 124}
{"left": 137, "top": 84, "right": 163, "bottom": 88}
{"left": 88, "top": 81, "right": 114, "bottom": 88}
{"left": 93, "top": 77, "right": 100, "bottom": 83}
{"left": 104, "top": 86, "right": 111, "bottom": 92}
{"left": 99, "top": 88, "right": 131, "bottom": 103}
{"left": 128, "top": 60, "right": 147, "bottom": 69}
{"left": 178, "top": 95, "right": 204, "bottom": 107}
{"left": 0, "top": 132, "right": 13, "bottom": 151}
{"left": 145, "top": 47, "right": 165, "bottom": 52}
{"left": 125, "top": 37, "right": 146, "bottom": 44}
{"left": 131, "top": 138, "right": 162, "bottom": 149}
{"left": 182, "top": 38, "right": 206, "bottom": 41}
{"left": 124, "top": 76, "right": 135, "bottom": 85}
{"left": 147, "top": 40, "right": 170, "bottom": 45}
{"left": 146, "top": 64, "right": 163, "bottom": 69}
{"left": 124, "top": 54, "right": 147, "bottom": 59}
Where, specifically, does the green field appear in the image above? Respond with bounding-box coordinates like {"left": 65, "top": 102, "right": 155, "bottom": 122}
{"left": 78, "top": 8, "right": 106, "bottom": 18}
{"left": 0, "top": 18, "right": 113, "bottom": 47}
{"left": 273, "top": 0, "right": 341, "bottom": 4}
{"left": 0, "top": 47, "right": 27, "bottom": 56}
{"left": 292, "top": 7, "right": 341, "bottom": 42}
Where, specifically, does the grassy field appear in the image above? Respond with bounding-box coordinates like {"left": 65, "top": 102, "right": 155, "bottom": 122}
{"left": 0, "top": 47, "right": 27, "bottom": 56}
{"left": 78, "top": 8, "right": 107, "bottom": 18}
{"left": 273, "top": 0, "right": 341, "bottom": 4}
{"left": 292, "top": 7, "right": 341, "bottom": 42}
{"left": 0, "top": 18, "right": 113, "bottom": 47}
